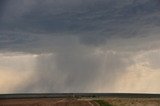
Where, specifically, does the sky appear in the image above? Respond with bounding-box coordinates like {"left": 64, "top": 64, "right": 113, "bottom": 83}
{"left": 0, "top": 0, "right": 160, "bottom": 94}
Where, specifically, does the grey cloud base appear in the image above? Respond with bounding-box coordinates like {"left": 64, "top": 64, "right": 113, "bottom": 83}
{"left": 1, "top": 0, "right": 160, "bottom": 47}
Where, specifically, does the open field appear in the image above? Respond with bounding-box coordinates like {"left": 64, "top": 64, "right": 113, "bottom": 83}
{"left": 1, "top": 93, "right": 160, "bottom": 106}
{"left": 0, "top": 98, "right": 99, "bottom": 106}
{"left": 105, "top": 98, "right": 160, "bottom": 106}
{"left": 1, "top": 98, "right": 160, "bottom": 106}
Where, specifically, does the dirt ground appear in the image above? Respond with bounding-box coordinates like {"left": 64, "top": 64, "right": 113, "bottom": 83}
{"left": 105, "top": 98, "right": 160, "bottom": 106}
{"left": 1, "top": 98, "right": 160, "bottom": 106}
{"left": 0, "top": 98, "right": 99, "bottom": 106}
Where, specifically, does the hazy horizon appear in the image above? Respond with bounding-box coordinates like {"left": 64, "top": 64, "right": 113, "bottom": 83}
{"left": 0, "top": 0, "right": 160, "bottom": 94}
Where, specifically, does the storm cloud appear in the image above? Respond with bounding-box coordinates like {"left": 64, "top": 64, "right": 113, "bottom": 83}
{"left": 0, "top": 0, "right": 160, "bottom": 93}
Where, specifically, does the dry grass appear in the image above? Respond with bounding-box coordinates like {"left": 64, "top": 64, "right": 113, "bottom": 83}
{"left": 105, "top": 98, "right": 160, "bottom": 106}
{"left": 0, "top": 98, "right": 94, "bottom": 106}
{"left": 1, "top": 98, "right": 160, "bottom": 106}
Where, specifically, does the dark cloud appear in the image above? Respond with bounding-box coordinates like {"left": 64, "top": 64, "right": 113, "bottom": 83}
{"left": 0, "top": 0, "right": 160, "bottom": 48}
{"left": 0, "top": 0, "right": 8, "bottom": 17}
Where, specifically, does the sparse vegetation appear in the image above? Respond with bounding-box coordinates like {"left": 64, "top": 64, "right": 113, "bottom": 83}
{"left": 94, "top": 100, "right": 113, "bottom": 106}
{"left": 1, "top": 98, "right": 160, "bottom": 106}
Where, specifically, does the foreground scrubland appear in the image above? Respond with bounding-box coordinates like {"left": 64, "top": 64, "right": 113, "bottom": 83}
{"left": 1, "top": 98, "right": 160, "bottom": 106}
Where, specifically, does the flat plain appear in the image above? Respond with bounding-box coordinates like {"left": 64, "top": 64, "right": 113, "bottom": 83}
{"left": 0, "top": 98, "right": 98, "bottom": 106}
{"left": 1, "top": 93, "right": 160, "bottom": 106}
{"left": 1, "top": 98, "right": 160, "bottom": 106}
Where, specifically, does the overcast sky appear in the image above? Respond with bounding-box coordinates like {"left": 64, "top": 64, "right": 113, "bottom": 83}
{"left": 0, "top": 0, "right": 160, "bottom": 93}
